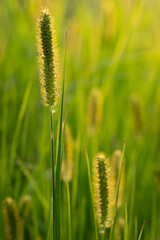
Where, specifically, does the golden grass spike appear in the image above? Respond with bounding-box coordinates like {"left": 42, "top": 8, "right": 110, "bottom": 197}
{"left": 131, "top": 93, "right": 142, "bottom": 136}
{"left": 36, "top": 7, "right": 60, "bottom": 110}
{"left": 93, "top": 153, "right": 114, "bottom": 233}
{"left": 87, "top": 88, "right": 103, "bottom": 134}
{"left": 112, "top": 150, "right": 124, "bottom": 208}
{"left": 3, "top": 197, "right": 22, "bottom": 240}
{"left": 61, "top": 123, "right": 73, "bottom": 182}
{"left": 19, "top": 195, "right": 32, "bottom": 220}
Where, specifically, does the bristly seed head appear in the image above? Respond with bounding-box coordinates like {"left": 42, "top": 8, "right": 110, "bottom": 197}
{"left": 87, "top": 88, "right": 103, "bottom": 134}
{"left": 19, "top": 195, "right": 32, "bottom": 220}
{"left": 36, "top": 7, "right": 60, "bottom": 110}
{"left": 3, "top": 197, "right": 22, "bottom": 240}
{"left": 61, "top": 123, "right": 73, "bottom": 182}
{"left": 112, "top": 150, "right": 124, "bottom": 208}
{"left": 93, "top": 153, "right": 114, "bottom": 233}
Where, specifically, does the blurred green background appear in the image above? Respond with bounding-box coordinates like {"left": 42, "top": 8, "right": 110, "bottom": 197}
{"left": 0, "top": 0, "right": 160, "bottom": 239}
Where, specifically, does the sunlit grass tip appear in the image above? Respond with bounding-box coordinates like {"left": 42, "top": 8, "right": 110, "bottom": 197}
{"left": 92, "top": 152, "right": 114, "bottom": 234}
{"left": 3, "top": 197, "right": 22, "bottom": 240}
{"left": 36, "top": 7, "right": 60, "bottom": 111}
{"left": 61, "top": 123, "right": 73, "bottom": 182}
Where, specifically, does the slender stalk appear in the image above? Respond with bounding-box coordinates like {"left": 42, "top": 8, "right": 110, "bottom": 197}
{"left": 50, "top": 108, "right": 55, "bottom": 238}
{"left": 55, "top": 31, "right": 67, "bottom": 240}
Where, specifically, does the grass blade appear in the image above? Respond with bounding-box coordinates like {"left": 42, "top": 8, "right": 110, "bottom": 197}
{"left": 9, "top": 79, "right": 32, "bottom": 178}
{"left": 124, "top": 201, "right": 128, "bottom": 240}
{"left": 18, "top": 160, "right": 48, "bottom": 209}
{"left": 138, "top": 221, "right": 145, "bottom": 240}
{"left": 135, "top": 214, "right": 137, "bottom": 240}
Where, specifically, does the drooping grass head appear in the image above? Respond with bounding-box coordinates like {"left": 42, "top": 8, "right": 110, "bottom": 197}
{"left": 37, "top": 7, "right": 60, "bottom": 110}
{"left": 93, "top": 153, "right": 114, "bottom": 233}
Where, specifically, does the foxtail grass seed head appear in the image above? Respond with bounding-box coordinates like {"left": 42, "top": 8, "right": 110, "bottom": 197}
{"left": 37, "top": 7, "right": 60, "bottom": 111}
{"left": 93, "top": 153, "right": 114, "bottom": 233}
{"left": 61, "top": 123, "right": 73, "bottom": 182}
{"left": 19, "top": 195, "right": 32, "bottom": 220}
{"left": 131, "top": 94, "right": 142, "bottom": 136}
{"left": 112, "top": 150, "right": 124, "bottom": 208}
{"left": 114, "top": 217, "right": 125, "bottom": 240}
{"left": 87, "top": 88, "right": 103, "bottom": 134}
{"left": 3, "top": 197, "right": 22, "bottom": 240}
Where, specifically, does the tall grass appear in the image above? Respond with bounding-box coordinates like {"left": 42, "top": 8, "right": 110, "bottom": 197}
{"left": 0, "top": 0, "right": 160, "bottom": 239}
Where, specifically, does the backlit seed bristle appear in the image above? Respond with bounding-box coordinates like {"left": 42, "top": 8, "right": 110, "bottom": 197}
{"left": 87, "top": 88, "right": 103, "bottom": 134}
{"left": 19, "top": 195, "right": 32, "bottom": 219}
{"left": 36, "top": 7, "right": 60, "bottom": 110}
{"left": 3, "top": 197, "right": 22, "bottom": 240}
{"left": 61, "top": 123, "right": 73, "bottom": 182}
{"left": 93, "top": 153, "right": 114, "bottom": 233}
{"left": 112, "top": 150, "right": 124, "bottom": 208}
{"left": 131, "top": 94, "right": 142, "bottom": 136}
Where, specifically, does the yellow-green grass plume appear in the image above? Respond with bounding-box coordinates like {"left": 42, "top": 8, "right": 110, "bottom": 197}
{"left": 3, "top": 197, "right": 22, "bottom": 240}
{"left": 61, "top": 123, "right": 73, "bottom": 182}
{"left": 36, "top": 7, "right": 60, "bottom": 111}
{"left": 87, "top": 88, "right": 103, "bottom": 134}
{"left": 92, "top": 153, "right": 114, "bottom": 233}
{"left": 112, "top": 150, "right": 124, "bottom": 208}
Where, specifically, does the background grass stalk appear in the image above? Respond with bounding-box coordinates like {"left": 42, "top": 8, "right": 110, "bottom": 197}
{"left": 109, "top": 140, "right": 126, "bottom": 240}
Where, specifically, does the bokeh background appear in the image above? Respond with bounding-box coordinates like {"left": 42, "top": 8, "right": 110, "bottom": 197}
{"left": 0, "top": 0, "right": 160, "bottom": 239}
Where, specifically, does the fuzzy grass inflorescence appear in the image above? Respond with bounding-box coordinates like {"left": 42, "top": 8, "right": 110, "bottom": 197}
{"left": 37, "top": 7, "right": 60, "bottom": 110}
{"left": 112, "top": 150, "right": 124, "bottom": 208}
{"left": 61, "top": 123, "right": 73, "bottom": 182}
{"left": 92, "top": 153, "right": 114, "bottom": 234}
{"left": 87, "top": 88, "right": 103, "bottom": 134}
{"left": 19, "top": 195, "right": 32, "bottom": 220}
{"left": 3, "top": 197, "right": 22, "bottom": 240}
{"left": 3, "top": 196, "right": 32, "bottom": 240}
